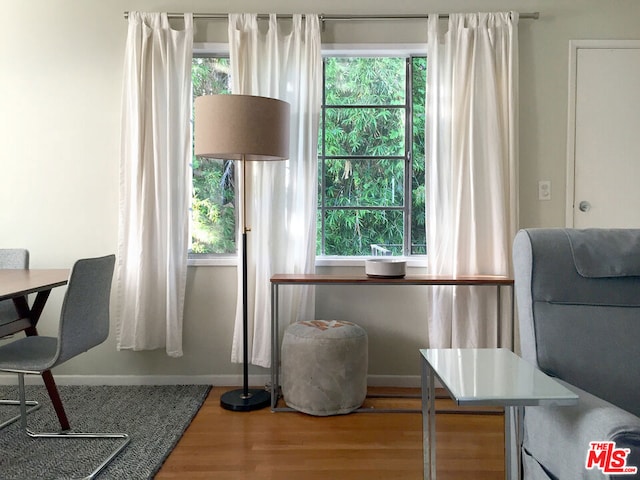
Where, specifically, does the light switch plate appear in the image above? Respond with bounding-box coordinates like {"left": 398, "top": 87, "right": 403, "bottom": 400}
{"left": 538, "top": 180, "right": 551, "bottom": 201}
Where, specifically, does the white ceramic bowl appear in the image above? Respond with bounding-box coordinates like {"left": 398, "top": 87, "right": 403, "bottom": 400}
{"left": 364, "top": 258, "right": 407, "bottom": 278}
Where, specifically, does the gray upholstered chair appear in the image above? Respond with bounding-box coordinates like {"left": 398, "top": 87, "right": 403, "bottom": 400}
{"left": 0, "top": 255, "right": 129, "bottom": 479}
{"left": 513, "top": 228, "right": 640, "bottom": 479}
{"left": 0, "top": 248, "right": 41, "bottom": 428}
{"left": 0, "top": 248, "right": 30, "bottom": 327}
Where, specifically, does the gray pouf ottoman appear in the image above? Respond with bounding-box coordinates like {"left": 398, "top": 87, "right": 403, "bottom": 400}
{"left": 281, "top": 320, "right": 368, "bottom": 416}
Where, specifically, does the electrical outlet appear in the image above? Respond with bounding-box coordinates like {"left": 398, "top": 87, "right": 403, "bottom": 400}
{"left": 538, "top": 180, "right": 551, "bottom": 201}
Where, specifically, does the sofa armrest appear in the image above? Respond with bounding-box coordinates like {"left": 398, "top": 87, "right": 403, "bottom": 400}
{"left": 523, "top": 380, "right": 640, "bottom": 479}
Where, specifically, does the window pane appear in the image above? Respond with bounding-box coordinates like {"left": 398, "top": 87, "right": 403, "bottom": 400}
{"left": 322, "top": 209, "right": 404, "bottom": 256}
{"left": 318, "top": 55, "right": 426, "bottom": 257}
{"left": 324, "top": 107, "right": 405, "bottom": 156}
{"left": 193, "top": 57, "right": 231, "bottom": 96}
{"left": 191, "top": 56, "right": 235, "bottom": 255}
{"left": 191, "top": 158, "right": 236, "bottom": 254}
{"left": 411, "top": 57, "right": 427, "bottom": 255}
{"left": 324, "top": 57, "right": 406, "bottom": 105}
{"left": 324, "top": 159, "right": 404, "bottom": 207}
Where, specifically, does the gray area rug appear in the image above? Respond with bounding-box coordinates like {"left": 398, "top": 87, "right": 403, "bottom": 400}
{"left": 0, "top": 384, "right": 211, "bottom": 480}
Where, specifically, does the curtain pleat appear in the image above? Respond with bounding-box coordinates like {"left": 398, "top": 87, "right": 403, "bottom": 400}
{"left": 228, "top": 14, "right": 321, "bottom": 367}
{"left": 426, "top": 12, "right": 519, "bottom": 349}
{"left": 115, "top": 12, "right": 193, "bottom": 357}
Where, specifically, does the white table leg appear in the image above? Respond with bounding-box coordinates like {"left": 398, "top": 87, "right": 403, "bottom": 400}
{"left": 497, "top": 285, "right": 502, "bottom": 347}
{"left": 422, "top": 359, "right": 436, "bottom": 480}
{"left": 516, "top": 406, "right": 523, "bottom": 480}
{"left": 505, "top": 405, "right": 522, "bottom": 480}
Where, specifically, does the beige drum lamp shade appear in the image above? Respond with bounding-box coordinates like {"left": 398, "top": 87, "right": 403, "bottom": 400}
{"left": 194, "top": 94, "right": 290, "bottom": 161}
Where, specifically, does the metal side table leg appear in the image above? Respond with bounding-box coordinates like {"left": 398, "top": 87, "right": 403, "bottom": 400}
{"left": 422, "top": 358, "right": 436, "bottom": 480}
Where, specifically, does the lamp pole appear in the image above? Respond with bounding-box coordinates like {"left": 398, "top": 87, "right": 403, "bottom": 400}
{"left": 220, "top": 155, "right": 271, "bottom": 411}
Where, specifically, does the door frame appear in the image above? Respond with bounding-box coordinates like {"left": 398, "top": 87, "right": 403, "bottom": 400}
{"left": 565, "top": 39, "right": 640, "bottom": 227}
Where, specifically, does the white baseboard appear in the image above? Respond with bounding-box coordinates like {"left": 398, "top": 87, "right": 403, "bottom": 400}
{"left": 0, "top": 374, "right": 422, "bottom": 388}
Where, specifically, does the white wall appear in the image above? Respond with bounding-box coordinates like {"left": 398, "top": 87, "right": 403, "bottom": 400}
{"left": 2, "top": 0, "right": 640, "bottom": 384}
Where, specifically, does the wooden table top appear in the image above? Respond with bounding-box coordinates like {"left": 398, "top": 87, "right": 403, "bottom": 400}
{"left": 0, "top": 269, "right": 70, "bottom": 300}
{"left": 270, "top": 273, "right": 513, "bottom": 286}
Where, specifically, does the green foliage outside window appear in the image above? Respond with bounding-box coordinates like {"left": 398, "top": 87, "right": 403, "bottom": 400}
{"left": 190, "top": 55, "right": 426, "bottom": 257}
{"left": 412, "top": 57, "right": 427, "bottom": 255}
{"left": 190, "top": 57, "right": 236, "bottom": 254}
{"left": 318, "top": 57, "right": 426, "bottom": 256}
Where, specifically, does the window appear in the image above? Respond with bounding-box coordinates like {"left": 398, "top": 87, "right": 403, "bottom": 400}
{"left": 190, "top": 56, "right": 235, "bottom": 255}
{"left": 189, "top": 54, "right": 426, "bottom": 259}
{"left": 318, "top": 56, "right": 426, "bottom": 257}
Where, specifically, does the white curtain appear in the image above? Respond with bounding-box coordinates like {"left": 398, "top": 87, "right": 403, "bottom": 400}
{"left": 115, "top": 12, "right": 193, "bottom": 357}
{"left": 228, "top": 14, "right": 321, "bottom": 367}
{"left": 426, "top": 12, "right": 519, "bottom": 348}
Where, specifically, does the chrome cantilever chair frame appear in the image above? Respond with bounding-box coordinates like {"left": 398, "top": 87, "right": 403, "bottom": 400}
{"left": 0, "top": 255, "right": 129, "bottom": 480}
{"left": 0, "top": 398, "right": 41, "bottom": 430}
{"left": 0, "top": 248, "right": 41, "bottom": 429}
{"left": 12, "top": 370, "right": 130, "bottom": 480}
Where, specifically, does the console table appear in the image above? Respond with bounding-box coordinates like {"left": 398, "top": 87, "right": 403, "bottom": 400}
{"left": 420, "top": 348, "right": 579, "bottom": 480}
{"left": 270, "top": 273, "right": 514, "bottom": 411}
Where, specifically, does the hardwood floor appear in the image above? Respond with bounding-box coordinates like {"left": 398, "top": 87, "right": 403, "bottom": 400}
{"left": 156, "top": 387, "right": 504, "bottom": 480}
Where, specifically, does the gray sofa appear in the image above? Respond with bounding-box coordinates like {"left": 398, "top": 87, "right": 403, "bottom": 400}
{"left": 513, "top": 228, "right": 640, "bottom": 479}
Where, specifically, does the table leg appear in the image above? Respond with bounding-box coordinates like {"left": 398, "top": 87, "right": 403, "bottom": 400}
{"left": 516, "top": 406, "right": 523, "bottom": 480}
{"left": 422, "top": 358, "right": 436, "bottom": 480}
{"left": 505, "top": 405, "right": 522, "bottom": 480}
{"left": 16, "top": 292, "right": 71, "bottom": 432}
{"left": 496, "top": 284, "right": 516, "bottom": 352}
{"left": 25, "top": 326, "right": 71, "bottom": 431}
{"left": 511, "top": 286, "right": 515, "bottom": 351}
{"left": 270, "top": 283, "right": 275, "bottom": 409}
{"left": 270, "top": 283, "right": 280, "bottom": 410}
{"left": 41, "top": 370, "right": 70, "bottom": 431}
{"left": 497, "top": 285, "right": 502, "bottom": 347}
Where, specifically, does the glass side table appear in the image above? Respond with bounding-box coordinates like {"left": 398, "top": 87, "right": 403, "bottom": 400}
{"left": 420, "top": 348, "right": 579, "bottom": 480}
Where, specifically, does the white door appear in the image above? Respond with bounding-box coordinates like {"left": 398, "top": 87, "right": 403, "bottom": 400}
{"left": 566, "top": 40, "right": 640, "bottom": 228}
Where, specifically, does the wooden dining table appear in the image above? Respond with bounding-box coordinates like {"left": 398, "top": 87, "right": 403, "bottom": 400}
{"left": 0, "top": 268, "right": 71, "bottom": 430}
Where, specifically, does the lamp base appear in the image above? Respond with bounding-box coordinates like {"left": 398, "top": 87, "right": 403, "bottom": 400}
{"left": 220, "top": 388, "right": 271, "bottom": 412}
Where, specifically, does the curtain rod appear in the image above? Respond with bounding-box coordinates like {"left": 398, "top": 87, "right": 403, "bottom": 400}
{"left": 123, "top": 12, "right": 540, "bottom": 21}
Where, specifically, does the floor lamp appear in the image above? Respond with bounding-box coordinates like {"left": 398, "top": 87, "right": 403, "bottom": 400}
{"left": 194, "top": 94, "right": 290, "bottom": 411}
